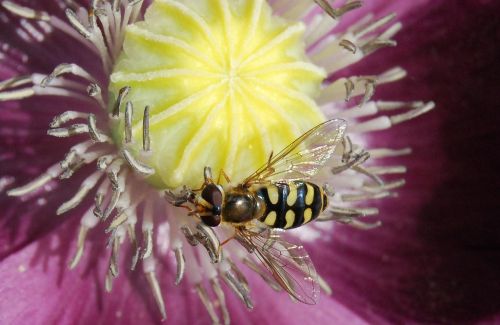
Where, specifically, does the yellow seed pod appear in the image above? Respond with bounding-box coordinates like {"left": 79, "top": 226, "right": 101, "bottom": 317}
{"left": 109, "top": 0, "right": 326, "bottom": 189}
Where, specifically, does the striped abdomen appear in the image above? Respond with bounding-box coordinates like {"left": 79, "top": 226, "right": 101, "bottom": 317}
{"left": 255, "top": 181, "right": 328, "bottom": 229}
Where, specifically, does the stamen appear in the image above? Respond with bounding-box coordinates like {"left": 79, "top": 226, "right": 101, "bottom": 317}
{"left": 65, "top": 8, "right": 91, "bottom": 39}
{"left": 318, "top": 206, "right": 379, "bottom": 221}
{"left": 195, "top": 223, "right": 221, "bottom": 263}
{"left": 143, "top": 105, "right": 151, "bottom": 152}
{"left": 87, "top": 83, "right": 106, "bottom": 108}
{"left": 366, "top": 165, "right": 407, "bottom": 175}
{"left": 57, "top": 171, "right": 102, "bottom": 215}
{"left": 181, "top": 225, "right": 199, "bottom": 246}
{"left": 368, "top": 147, "right": 412, "bottom": 158}
{"left": 313, "top": 0, "right": 362, "bottom": 19}
{"left": 363, "top": 179, "right": 406, "bottom": 192}
{"left": 339, "top": 39, "right": 357, "bottom": 54}
{"left": 124, "top": 101, "right": 133, "bottom": 143}
{"left": 50, "top": 111, "right": 88, "bottom": 128}
{"left": 390, "top": 101, "right": 435, "bottom": 125}
{"left": 142, "top": 226, "right": 154, "bottom": 260}
{"left": 125, "top": 215, "right": 141, "bottom": 271}
{"left": 210, "top": 277, "right": 230, "bottom": 325}
{"left": 144, "top": 257, "right": 167, "bottom": 320}
{"left": 7, "top": 163, "right": 61, "bottom": 197}
{"left": 243, "top": 257, "right": 281, "bottom": 291}
{"left": 108, "top": 233, "right": 121, "bottom": 278}
{"left": 41, "top": 63, "right": 96, "bottom": 87}
{"left": 341, "top": 191, "right": 393, "bottom": 202}
{"left": 347, "top": 219, "right": 383, "bottom": 230}
{"left": 88, "top": 114, "right": 107, "bottom": 142}
{"left": 106, "top": 209, "right": 129, "bottom": 233}
{"left": 174, "top": 246, "right": 186, "bottom": 285}
{"left": 47, "top": 124, "right": 89, "bottom": 137}
{"left": 1, "top": 1, "right": 50, "bottom": 21}
{"left": 69, "top": 207, "right": 99, "bottom": 269}
{"left": 112, "top": 86, "right": 130, "bottom": 117}
{"left": 97, "top": 155, "right": 114, "bottom": 170}
{"left": 221, "top": 269, "right": 254, "bottom": 309}
{"left": 196, "top": 283, "right": 220, "bottom": 325}
{"left": 121, "top": 149, "right": 155, "bottom": 176}
{"left": 226, "top": 258, "right": 249, "bottom": 291}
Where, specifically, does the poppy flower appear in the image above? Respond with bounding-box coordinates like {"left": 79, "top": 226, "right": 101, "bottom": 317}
{"left": 2, "top": 0, "right": 495, "bottom": 324}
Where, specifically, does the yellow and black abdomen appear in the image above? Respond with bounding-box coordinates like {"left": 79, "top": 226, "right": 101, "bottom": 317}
{"left": 256, "top": 181, "right": 328, "bottom": 229}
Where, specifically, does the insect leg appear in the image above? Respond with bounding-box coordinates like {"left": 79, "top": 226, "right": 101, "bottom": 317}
{"left": 217, "top": 169, "right": 231, "bottom": 184}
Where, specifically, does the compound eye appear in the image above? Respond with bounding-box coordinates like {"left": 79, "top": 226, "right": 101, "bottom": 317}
{"left": 201, "top": 214, "right": 221, "bottom": 227}
{"left": 201, "top": 184, "right": 223, "bottom": 208}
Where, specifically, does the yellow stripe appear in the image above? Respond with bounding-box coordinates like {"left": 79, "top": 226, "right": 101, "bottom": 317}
{"left": 264, "top": 211, "right": 277, "bottom": 226}
{"left": 286, "top": 182, "right": 297, "bottom": 206}
{"left": 267, "top": 185, "right": 279, "bottom": 205}
{"left": 303, "top": 208, "right": 312, "bottom": 224}
{"left": 285, "top": 210, "right": 295, "bottom": 229}
{"left": 305, "top": 183, "right": 314, "bottom": 205}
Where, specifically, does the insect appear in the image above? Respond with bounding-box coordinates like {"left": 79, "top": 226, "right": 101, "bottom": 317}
{"left": 167, "top": 118, "right": 347, "bottom": 304}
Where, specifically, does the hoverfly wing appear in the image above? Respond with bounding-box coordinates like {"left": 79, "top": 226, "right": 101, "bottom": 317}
{"left": 242, "top": 119, "right": 347, "bottom": 186}
{"left": 237, "top": 228, "right": 320, "bottom": 305}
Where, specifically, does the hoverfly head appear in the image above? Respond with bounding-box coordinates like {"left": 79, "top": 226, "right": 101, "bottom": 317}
{"left": 198, "top": 183, "right": 224, "bottom": 227}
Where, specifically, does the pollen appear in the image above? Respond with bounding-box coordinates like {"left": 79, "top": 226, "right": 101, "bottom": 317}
{"left": 109, "top": 0, "right": 326, "bottom": 189}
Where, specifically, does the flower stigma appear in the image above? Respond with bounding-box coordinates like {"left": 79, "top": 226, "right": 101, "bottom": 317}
{"left": 0, "top": 0, "right": 434, "bottom": 323}
{"left": 109, "top": 0, "right": 326, "bottom": 189}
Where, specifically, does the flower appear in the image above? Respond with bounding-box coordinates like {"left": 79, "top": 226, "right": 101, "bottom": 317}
{"left": 6, "top": 0, "right": 498, "bottom": 324}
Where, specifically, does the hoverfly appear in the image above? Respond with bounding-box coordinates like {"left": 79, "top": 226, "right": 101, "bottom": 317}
{"left": 167, "top": 119, "right": 347, "bottom": 304}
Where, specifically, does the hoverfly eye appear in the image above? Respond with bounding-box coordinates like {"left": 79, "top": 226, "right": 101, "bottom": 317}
{"left": 201, "top": 184, "right": 223, "bottom": 206}
{"left": 201, "top": 214, "right": 221, "bottom": 227}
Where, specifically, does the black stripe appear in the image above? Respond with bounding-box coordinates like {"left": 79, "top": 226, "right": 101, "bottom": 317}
{"left": 309, "top": 182, "right": 322, "bottom": 222}
{"left": 290, "top": 181, "right": 306, "bottom": 228}
{"left": 273, "top": 183, "right": 289, "bottom": 229}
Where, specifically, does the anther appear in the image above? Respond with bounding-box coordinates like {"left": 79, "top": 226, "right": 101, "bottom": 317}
{"left": 313, "top": 0, "right": 362, "bottom": 19}
{"left": 222, "top": 270, "right": 254, "bottom": 309}
{"left": 7, "top": 164, "right": 61, "bottom": 197}
{"left": 390, "top": 101, "right": 435, "bottom": 125}
{"left": 69, "top": 225, "right": 88, "bottom": 269}
{"left": 124, "top": 101, "right": 133, "bottom": 143}
{"left": 57, "top": 171, "right": 102, "bottom": 215}
{"left": 196, "top": 223, "right": 221, "bottom": 263}
{"left": 210, "top": 277, "right": 230, "bottom": 325}
{"left": 49, "top": 111, "right": 87, "bottom": 128}
{"left": 106, "top": 209, "right": 129, "bottom": 233}
{"left": 47, "top": 124, "right": 89, "bottom": 137}
{"left": 196, "top": 283, "right": 220, "bottom": 325}
{"left": 180, "top": 225, "right": 199, "bottom": 246}
{"left": 141, "top": 255, "right": 168, "bottom": 319}
{"left": 141, "top": 227, "right": 154, "bottom": 260}
{"left": 344, "top": 79, "right": 355, "bottom": 102}
{"left": 88, "top": 114, "right": 106, "bottom": 142}
{"left": 87, "top": 83, "right": 106, "bottom": 108}
{"left": 97, "top": 155, "right": 114, "bottom": 170}
{"left": 41, "top": 63, "right": 96, "bottom": 87}
{"left": 143, "top": 105, "right": 151, "bottom": 152}
{"left": 174, "top": 246, "right": 186, "bottom": 285}
{"left": 127, "top": 223, "right": 141, "bottom": 271}
{"left": 112, "top": 86, "right": 131, "bottom": 117}
{"left": 121, "top": 149, "right": 155, "bottom": 176}
{"left": 1, "top": 1, "right": 50, "bottom": 21}
{"left": 65, "top": 8, "right": 91, "bottom": 39}
{"left": 226, "top": 258, "right": 249, "bottom": 291}
{"left": 339, "top": 39, "right": 357, "bottom": 54}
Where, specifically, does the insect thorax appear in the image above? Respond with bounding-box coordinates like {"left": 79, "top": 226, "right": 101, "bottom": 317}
{"left": 221, "top": 187, "right": 266, "bottom": 224}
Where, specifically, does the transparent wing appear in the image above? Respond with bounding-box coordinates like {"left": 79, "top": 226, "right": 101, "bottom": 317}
{"left": 236, "top": 227, "right": 319, "bottom": 305}
{"left": 242, "top": 119, "right": 346, "bottom": 186}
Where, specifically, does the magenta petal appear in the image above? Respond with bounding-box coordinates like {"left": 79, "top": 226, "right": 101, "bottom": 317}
{"left": 313, "top": 1, "right": 500, "bottom": 324}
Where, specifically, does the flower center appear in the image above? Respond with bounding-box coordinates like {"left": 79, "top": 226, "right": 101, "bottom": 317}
{"left": 109, "top": 0, "right": 326, "bottom": 189}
